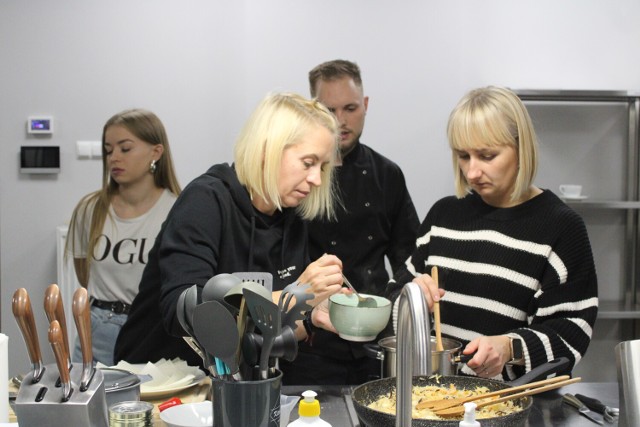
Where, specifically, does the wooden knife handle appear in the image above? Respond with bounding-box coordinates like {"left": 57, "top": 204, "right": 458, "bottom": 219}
{"left": 49, "top": 320, "right": 72, "bottom": 401}
{"left": 12, "top": 288, "right": 43, "bottom": 366}
{"left": 72, "top": 287, "right": 93, "bottom": 366}
{"left": 44, "top": 284, "right": 71, "bottom": 362}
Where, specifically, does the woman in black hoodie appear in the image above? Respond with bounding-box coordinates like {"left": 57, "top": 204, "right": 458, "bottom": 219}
{"left": 115, "top": 93, "right": 345, "bottom": 367}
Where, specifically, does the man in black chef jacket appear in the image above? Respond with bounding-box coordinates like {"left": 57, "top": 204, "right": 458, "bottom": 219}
{"left": 280, "top": 59, "right": 420, "bottom": 385}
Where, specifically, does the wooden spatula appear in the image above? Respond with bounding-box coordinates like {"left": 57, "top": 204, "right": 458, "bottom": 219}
{"left": 418, "top": 374, "right": 570, "bottom": 411}
{"left": 432, "top": 266, "right": 444, "bottom": 352}
{"left": 434, "top": 376, "right": 581, "bottom": 418}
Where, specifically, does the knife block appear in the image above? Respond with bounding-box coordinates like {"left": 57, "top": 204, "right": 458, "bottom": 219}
{"left": 14, "top": 362, "right": 108, "bottom": 427}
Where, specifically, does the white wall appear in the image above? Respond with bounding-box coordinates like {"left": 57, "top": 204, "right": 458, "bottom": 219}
{"left": 2, "top": 0, "right": 640, "bottom": 379}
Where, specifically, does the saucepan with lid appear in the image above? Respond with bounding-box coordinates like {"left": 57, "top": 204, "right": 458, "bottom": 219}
{"left": 101, "top": 368, "right": 142, "bottom": 408}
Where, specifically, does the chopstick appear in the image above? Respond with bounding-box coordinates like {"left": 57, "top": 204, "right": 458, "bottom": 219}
{"left": 434, "top": 376, "right": 581, "bottom": 418}
{"left": 418, "top": 374, "right": 571, "bottom": 411}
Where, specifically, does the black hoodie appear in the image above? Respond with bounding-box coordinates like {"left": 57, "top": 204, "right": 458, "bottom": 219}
{"left": 114, "top": 163, "right": 309, "bottom": 367}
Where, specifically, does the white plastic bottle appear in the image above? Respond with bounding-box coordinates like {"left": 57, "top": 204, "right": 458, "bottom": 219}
{"left": 286, "top": 390, "right": 332, "bottom": 426}
{"left": 459, "top": 402, "right": 481, "bottom": 427}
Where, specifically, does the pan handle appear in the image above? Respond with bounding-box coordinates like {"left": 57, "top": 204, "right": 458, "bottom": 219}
{"left": 452, "top": 353, "right": 474, "bottom": 364}
{"left": 507, "top": 357, "right": 571, "bottom": 387}
{"left": 362, "top": 343, "right": 384, "bottom": 361}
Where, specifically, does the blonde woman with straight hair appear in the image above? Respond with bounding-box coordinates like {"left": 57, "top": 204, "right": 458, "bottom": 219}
{"left": 447, "top": 85, "right": 538, "bottom": 203}
{"left": 386, "top": 86, "right": 598, "bottom": 382}
{"left": 115, "top": 93, "right": 348, "bottom": 367}
{"left": 66, "top": 108, "right": 181, "bottom": 365}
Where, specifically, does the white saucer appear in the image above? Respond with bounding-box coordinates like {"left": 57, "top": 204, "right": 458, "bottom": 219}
{"left": 561, "top": 195, "right": 588, "bottom": 201}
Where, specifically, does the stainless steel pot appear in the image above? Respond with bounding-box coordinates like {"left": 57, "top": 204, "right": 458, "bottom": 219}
{"left": 101, "top": 368, "right": 141, "bottom": 409}
{"left": 364, "top": 336, "right": 463, "bottom": 378}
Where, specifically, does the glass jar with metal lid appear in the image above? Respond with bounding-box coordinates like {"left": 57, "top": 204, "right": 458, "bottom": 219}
{"left": 109, "top": 400, "right": 153, "bottom": 426}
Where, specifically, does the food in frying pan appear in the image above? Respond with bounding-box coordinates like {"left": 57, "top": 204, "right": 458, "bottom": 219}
{"left": 367, "top": 382, "right": 523, "bottom": 420}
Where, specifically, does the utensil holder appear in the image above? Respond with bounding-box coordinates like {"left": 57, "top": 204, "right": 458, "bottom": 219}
{"left": 616, "top": 339, "right": 640, "bottom": 427}
{"left": 14, "top": 362, "right": 108, "bottom": 427}
{"left": 211, "top": 369, "right": 282, "bottom": 427}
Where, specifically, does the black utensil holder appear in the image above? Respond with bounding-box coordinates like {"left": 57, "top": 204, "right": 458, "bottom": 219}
{"left": 211, "top": 369, "right": 282, "bottom": 427}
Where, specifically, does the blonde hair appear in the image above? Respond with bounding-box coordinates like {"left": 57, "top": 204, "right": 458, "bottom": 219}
{"left": 66, "top": 109, "right": 181, "bottom": 271}
{"left": 234, "top": 92, "right": 339, "bottom": 220}
{"left": 447, "top": 86, "right": 538, "bottom": 202}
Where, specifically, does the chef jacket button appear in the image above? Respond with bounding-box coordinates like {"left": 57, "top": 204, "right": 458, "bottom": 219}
{"left": 367, "top": 269, "right": 372, "bottom": 275}
{"left": 331, "top": 240, "right": 337, "bottom": 246}
{"left": 362, "top": 170, "right": 367, "bottom": 175}
{"left": 368, "top": 235, "right": 373, "bottom": 240}
{"left": 364, "top": 202, "right": 370, "bottom": 207}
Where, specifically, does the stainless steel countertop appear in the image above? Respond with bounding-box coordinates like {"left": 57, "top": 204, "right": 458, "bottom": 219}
{"left": 283, "top": 382, "right": 619, "bottom": 426}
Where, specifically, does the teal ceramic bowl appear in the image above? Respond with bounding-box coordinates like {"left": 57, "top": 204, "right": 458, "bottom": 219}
{"left": 328, "top": 293, "right": 392, "bottom": 342}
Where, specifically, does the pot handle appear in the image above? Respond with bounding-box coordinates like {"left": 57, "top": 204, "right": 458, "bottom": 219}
{"left": 453, "top": 353, "right": 474, "bottom": 364}
{"left": 507, "top": 357, "right": 571, "bottom": 387}
{"left": 362, "top": 343, "right": 384, "bottom": 361}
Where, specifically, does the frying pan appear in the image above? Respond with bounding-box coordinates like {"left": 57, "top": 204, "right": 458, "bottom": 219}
{"left": 352, "top": 357, "right": 570, "bottom": 427}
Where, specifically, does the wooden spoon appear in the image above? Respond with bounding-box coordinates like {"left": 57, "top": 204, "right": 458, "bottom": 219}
{"left": 432, "top": 266, "right": 444, "bottom": 352}
{"left": 433, "top": 376, "right": 581, "bottom": 418}
{"left": 417, "top": 374, "right": 570, "bottom": 411}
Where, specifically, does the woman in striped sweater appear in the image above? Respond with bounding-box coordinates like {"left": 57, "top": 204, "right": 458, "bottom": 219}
{"left": 386, "top": 86, "right": 598, "bottom": 381}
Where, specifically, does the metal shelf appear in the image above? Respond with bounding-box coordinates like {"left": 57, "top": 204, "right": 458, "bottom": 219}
{"left": 563, "top": 200, "right": 640, "bottom": 209}
{"left": 516, "top": 89, "right": 640, "bottom": 323}
{"left": 515, "top": 89, "right": 640, "bottom": 102}
{"left": 598, "top": 300, "right": 640, "bottom": 319}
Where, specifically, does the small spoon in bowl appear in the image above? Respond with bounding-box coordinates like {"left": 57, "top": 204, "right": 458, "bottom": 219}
{"left": 341, "top": 274, "right": 377, "bottom": 308}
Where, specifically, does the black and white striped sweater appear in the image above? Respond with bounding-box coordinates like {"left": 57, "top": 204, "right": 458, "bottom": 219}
{"left": 386, "top": 189, "right": 598, "bottom": 380}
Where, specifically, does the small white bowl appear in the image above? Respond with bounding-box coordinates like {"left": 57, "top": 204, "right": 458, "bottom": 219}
{"left": 160, "top": 401, "right": 212, "bottom": 427}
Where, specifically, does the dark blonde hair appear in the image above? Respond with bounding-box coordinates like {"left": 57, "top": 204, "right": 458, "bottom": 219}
{"left": 66, "top": 109, "right": 181, "bottom": 269}
{"left": 234, "top": 93, "right": 339, "bottom": 220}
{"left": 447, "top": 86, "right": 538, "bottom": 201}
{"left": 308, "top": 59, "right": 363, "bottom": 97}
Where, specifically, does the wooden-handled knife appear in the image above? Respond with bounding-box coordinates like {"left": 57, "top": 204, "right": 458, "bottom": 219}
{"left": 72, "top": 287, "right": 95, "bottom": 391}
{"left": 48, "top": 320, "right": 73, "bottom": 402}
{"left": 44, "top": 284, "right": 71, "bottom": 369}
{"left": 11, "top": 288, "right": 45, "bottom": 383}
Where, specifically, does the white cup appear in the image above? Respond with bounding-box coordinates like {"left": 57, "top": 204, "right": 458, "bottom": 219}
{"left": 559, "top": 184, "right": 582, "bottom": 198}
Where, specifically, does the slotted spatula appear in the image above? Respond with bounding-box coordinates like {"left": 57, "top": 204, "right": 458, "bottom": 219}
{"left": 243, "top": 289, "right": 281, "bottom": 380}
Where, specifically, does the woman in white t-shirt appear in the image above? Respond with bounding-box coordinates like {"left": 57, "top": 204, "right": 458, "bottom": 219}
{"left": 66, "top": 109, "right": 181, "bottom": 365}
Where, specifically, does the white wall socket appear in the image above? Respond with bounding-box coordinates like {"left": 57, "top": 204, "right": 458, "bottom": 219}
{"left": 90, "top": 141, "right": 102, "bottom": 158}
{"left": 76, "top": 141, "right": 101, "bottom": 159}
{"left": 76, "top": 141, "right": 91, "bottom": 158}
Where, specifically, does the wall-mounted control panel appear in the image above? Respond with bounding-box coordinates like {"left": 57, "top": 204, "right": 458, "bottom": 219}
{"left": 20, "top": 146, "right": 60, "bottom": 173}
{"left": 27, "top": 116, "right": 54, "bottom": 134}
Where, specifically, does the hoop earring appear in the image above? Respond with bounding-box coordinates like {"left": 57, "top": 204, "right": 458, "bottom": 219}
{"left": 149, "top": 160, "right": 157, "bottom": 174}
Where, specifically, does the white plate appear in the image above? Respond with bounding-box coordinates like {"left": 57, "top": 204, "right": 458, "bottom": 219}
{"left": 561, "top": 195, "right": 588, "bottom": 201}
{"left": 105, "top": 361, "right": 206, "bottom": 400}
{"left": 140, "top": 369, "right": 206, "bottom": 399}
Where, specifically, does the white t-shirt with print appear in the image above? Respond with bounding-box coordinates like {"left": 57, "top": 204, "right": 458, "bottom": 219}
{"left": 72, "top": 189, "right": 177, "bottom": 304}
